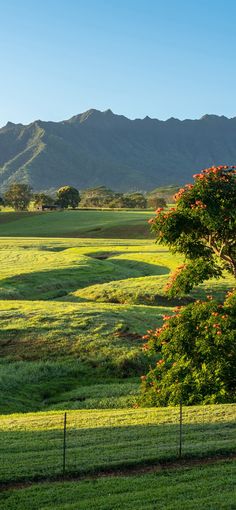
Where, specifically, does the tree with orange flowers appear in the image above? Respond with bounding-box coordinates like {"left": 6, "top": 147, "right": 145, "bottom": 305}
{"left": 149, "top": 165, "right": 236, "bottom": 295}
{"left": 141, "top": 291, "right": 236, "bottom": 405}
{"left": 141, "top": 166, "right": 236, "bottom": 405}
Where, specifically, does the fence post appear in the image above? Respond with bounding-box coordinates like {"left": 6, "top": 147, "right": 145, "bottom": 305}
{"left": 179, "top": 400, "right": 183, "bottom": 459}
{"left": 63, "top": 412, "right": 67, "bottom": 476}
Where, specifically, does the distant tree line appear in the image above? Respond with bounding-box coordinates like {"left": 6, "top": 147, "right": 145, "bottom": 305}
{"left": 0, "top": 183, "right": 170, "bottom": 211}
{"left": 76, "top": 186, "right": 168, "bottom": 209}
{"left": 0, "top": 184, "right": 81, "bottom": 211}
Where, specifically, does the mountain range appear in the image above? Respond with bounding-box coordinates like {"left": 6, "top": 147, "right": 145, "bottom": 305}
{"left": 1, "top": 109, "right": 236, "bottom": 192}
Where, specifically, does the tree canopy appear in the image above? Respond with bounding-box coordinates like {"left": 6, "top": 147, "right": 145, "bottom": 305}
{"left": 149, "top": 165, "right": 236, "bottom": 295}
{"left": 124, "top": 192, "right": 147, "bottom": 209}
{"left": 80, "top": 186, "right": 117, "bottom": 208}
{"left": 57, "top": 186, "right": 80, "bottom": 209}
{"left": 4, "top": 183, "right": 32, "bottom": 211}
{"left": 141, "top": 291, "right": 236, "bottom": 405}
{"left": 141, "top": 165, "right": 236, "bottom": 405}
{"left": 147, "top": 196, "right": 167, "bottom": 210}
{"left": 80, "top": 186, "right": 147, "bottom": 209}
{"left": 33, "top": 193, "right": 55, "bottom": 208}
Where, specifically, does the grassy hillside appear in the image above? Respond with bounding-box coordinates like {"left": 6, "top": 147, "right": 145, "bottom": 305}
{"left": 1, "top": 110, "right": 236, "bottom": 192}
{"left": 1, "top": 459, "right": 235, "bottom": 510}
{"left": 0, "top": 300, "right": 165, "bottom": 365}
{"left": 0, "top": 234, "right": 174, "bottom": 413}
{"left": 0, "top": 210, "right": 154, "bottom": 238}
{"left": 0, "top": 236, "right": 232, "bottom": 302}
{"left": 0, "top": 237, "right": 174, "bottom": 413}
{"left": 0, "top": 209, "right": 235, "bottom": 507}
{"left": 0, "top": 229, "right": 234, "bottom": 414}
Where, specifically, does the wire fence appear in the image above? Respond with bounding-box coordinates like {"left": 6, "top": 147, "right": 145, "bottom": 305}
{"left": 0, "top": 404, "right": 235, "bottom": 484}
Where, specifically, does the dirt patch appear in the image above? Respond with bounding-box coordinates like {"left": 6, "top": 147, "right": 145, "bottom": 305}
{"left": 1, "top": 453, "right": 235, "bottom": 492}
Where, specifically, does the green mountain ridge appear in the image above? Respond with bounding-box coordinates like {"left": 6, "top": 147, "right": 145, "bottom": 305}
{"left": 0, "top": 109, "right": 236, "bottom": 191}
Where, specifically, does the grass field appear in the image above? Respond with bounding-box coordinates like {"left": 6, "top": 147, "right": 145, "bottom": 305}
{"left": 0, "top": 404, "right": 235, "bottom": 483}
{"left": 0, "top": 235, "right": 177, "bottom": 413}
{"left": 0, "top": 233, "right": 233, "bottom": 414}
{"left": 1, "top": 459, "right": 235, "bottom": 510}
{"left": 0, "top": 209, "right": 154, "bottom": 238}
{"left": 0, "top": 210, "right": 235, "bottom": 506}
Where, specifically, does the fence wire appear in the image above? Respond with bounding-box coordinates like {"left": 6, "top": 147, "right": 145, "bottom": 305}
{"left": 0, "top": 404, "right": 235, "bottom": 483}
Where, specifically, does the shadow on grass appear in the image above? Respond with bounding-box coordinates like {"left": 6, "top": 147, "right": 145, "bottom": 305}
{"left": 0, "top": 258, "right": 171, "bottom": 300}
{"left": 73, "top": 222, "right": 155, "bottom": 239}
{"left": 0, "top": 420, "right": 235, "bottom": 483}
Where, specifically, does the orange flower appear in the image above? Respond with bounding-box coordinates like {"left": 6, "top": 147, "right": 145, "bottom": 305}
{"left": 162, "top": 314, "right": 172, "bottom": 321}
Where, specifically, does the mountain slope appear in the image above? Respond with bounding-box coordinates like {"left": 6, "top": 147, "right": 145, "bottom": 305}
{"left": 0, "top": 109, "right": 236, "bottom": 191}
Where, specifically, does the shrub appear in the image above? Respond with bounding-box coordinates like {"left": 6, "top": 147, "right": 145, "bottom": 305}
{"left": 141, "top": 291, "right": 236, "bottom": 405}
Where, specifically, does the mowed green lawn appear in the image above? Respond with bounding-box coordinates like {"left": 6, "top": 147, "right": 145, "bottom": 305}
{"left": 0, "top": 236, "right": 177, "bottom": 414}
{"left": 0, "top": 210, "right": 235, "bottom": 505}
{"left": 0, "top": 235, "right": 233, "bottom": 414}
{"left": 0, "top": 237, "right": 232, "bottom": 302}
{"left": 0, "top": 209, "right": 154, "bottom": 238}
{"left": 0, "top": 404, "right": 235, "bottom": 483}
{"left": 0, "top": 237, "right": 175, "bottom": 300}
{"left": 1, "top": 460, "right": 235, "bottom": 510}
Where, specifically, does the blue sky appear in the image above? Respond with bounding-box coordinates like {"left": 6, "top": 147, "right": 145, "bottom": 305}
{"left": 0, "top": 0, "right": 236, "bottom": 126}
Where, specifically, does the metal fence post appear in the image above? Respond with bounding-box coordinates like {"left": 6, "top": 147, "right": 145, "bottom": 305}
{"left": 63, "top": 412, "right": 67, "bottom": 476}
{"left": 179, "top": 401, "right": 183, "bottom": 459}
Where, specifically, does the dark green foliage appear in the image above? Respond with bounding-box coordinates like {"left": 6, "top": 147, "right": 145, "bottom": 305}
{"left": 80, "top": 186, "right": 117, "bottom": 207}
{"left": 107, "top": 193, "right": 129, "bottom": 208}
{"left": 57, "top": 186, "right": 80, "bottom": 208}
{"left": 141, "top": 291, "right": 236, "bottom": 405}
{"left": 4, "top": 183, "right": 32, "bottom": 211}
{"left": 142, "top": 166, "right": 236, "bottom": 406}
{"left": 150, "top": 166, "right": 236, "bottom": 295}
{"left": 33, "top": 193, "right": 55, "bottom": 208}
{"left": 124, "top": 192, "right": 147, "bottom": 209}
{"left": 147, "top": 196, "right": 167, "bottom": 210}
{"left": 80, "top": 187, "right": 147, "bottom": 209}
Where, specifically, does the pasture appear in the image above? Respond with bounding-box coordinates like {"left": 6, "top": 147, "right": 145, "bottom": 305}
{"left": 0, "top": 233, "right": 233, "bottom": 414}
{"left": 0, "top": 404, "right": 235, "bottom": 483}
{"left": 0, "top": 210, "right": 235, "bottom": 507}
{"left": 1, "top": 459, "right": 235, "bottom": 510}
{"left": 0, "top": 209, "right": 154, "bottom": 238}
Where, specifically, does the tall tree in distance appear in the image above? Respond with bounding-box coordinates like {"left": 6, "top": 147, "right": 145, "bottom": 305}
{"left": 124, "top": 192, "right": 147, "bottom": 209}
{"left": 4, "top": 183, "right": 32, "bottom": 211}
{"left": 33, "top": 193, "right": 55, "bottom": 208}
{"left": 147, "top": 196, "right": 167, "bottom": 210}
{"left": 57, "top": 186, "right": 80, "bottom": 209}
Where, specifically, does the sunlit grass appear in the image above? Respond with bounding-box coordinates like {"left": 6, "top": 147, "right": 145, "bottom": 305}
{"left": 0, "top": 209, "right": 154, "bottom": 238}
{"left": 2, "top": 460, "right": 235, "bottom": 510}
{"left": 0, "top": 404, "right": 235, "bottom": 482}
{"left": 0, "top": 233, "right": 234, "bottom": 415}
